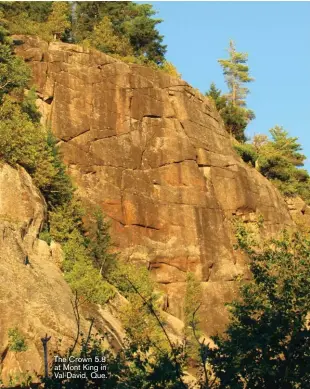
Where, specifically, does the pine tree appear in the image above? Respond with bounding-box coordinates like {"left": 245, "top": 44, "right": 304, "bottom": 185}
{"left": 206, "top": 82, "right": 227, "bottom": 111}
{"left": 218, "top": 40, "right": 254, "bottom": 107}
{"left": 206, "top": 81, "right": 254, "bottom": 142}
{"left": 83, "top": 16, "right": 132, "bottom": 56}
{"left": 214, "top": 41, "right": 255, "bottom": 141}
{"left": 89, "top": 209, "right": 115, "bottom": 276}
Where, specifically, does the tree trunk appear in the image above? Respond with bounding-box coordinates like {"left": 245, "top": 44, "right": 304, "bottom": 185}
{"left": 41, "top": 334, "right": 51, "bottom": 378}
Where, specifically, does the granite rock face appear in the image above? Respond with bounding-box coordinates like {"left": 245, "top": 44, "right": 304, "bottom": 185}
{"left": 0, "top": 164, "right": 76, "bottom": 382}
{"left": 15, "top": 36, "right": 295, "bottom": 334}
{"left": 0, "top": 163, "right": 130, "bottom": 383}
{"left": 286, "top": 196, "right": 310, "bottom": 230}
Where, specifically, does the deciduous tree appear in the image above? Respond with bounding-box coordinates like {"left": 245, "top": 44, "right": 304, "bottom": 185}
{"left": 209, "top": 229, "right": 310, "bottom": 388}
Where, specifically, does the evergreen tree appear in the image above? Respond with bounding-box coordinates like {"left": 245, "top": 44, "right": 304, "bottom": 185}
{"left": 88, "top": 209, "right": 116, "bottom": 276}
{"left": 75, "top": 1, "right": 166, "bottom": 64}
{"left": 206, "top": 81, "right": 255, "bottom": 142}
{"left": 212, "top": 40, "right": 255, "bottom": 141}
{"left": 269, "top": 126, "right": 306, "bottom": 167}
{"left": 41, "top": 130, "right": 74, "bottom": 209}
{"left": 206, "top": 82, "right": 227, "bottom": 111}
{"left": 47, "top": 1, "right": 71, "bottom": 41}
{"left": 21, "top": 87, "right": 41, "bottom": 123}
{"left": 0, "top": 18, "right": 30, "bottom": 99}
{"left": 218, "top": 40, "right": 254, "bottom": 107}
{"left": 209, "top": 229, "right": 310, "bottom": 388}
{"left": 220, "top": 103, "right": 255, "bottom": 142}
{"left": 234, "top": 127, "right": 310, "bottom": 203}
{"left": 183, "top": 272, "right": 203, "bottom": 365}
{"left": 82, "top": 16, "right": 132, "bottom": 56}
{"left": 0, "top": 2, "right": 52, "bottom": 24}
{"left": 0, "top": 2, "right": 167, "bottom": 65}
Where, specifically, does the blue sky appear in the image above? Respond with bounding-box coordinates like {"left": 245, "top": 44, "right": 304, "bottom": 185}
{"left": 147, "top": 1, "right": 310, "bottom": 171}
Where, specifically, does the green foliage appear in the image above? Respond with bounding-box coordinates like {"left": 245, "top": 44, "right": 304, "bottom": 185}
{"left": 0, "top": 20, "right": 30, "bottom": 99}
{"left": 218, "top": 40, "right": 254, "bottom": 107}
{"left": 41, "top": 131, "right": 74, "bottom": 209}
{"left": 108, "top": 261, "right": 169, "bottom": 350}
{"left": 63, "top": 242, "right": 115, "bottom": 305}
{"left": 88, "top": 209, "right": 116, "bottom": 276}
{"left": 0, "top": 95, "right": 46, "bottom": 170}
{"left": 39, "top": 227, "right": 52, "bottom": 246}
{"left": 236, "top": 127, "right": 310, "bottom": 204}
{"left": 82, "top": 15, "right": 132, "bottom": 56}
{"left": 0, "top": 2, "right": 52, "bottom": 24}
{"left": 8, "top": 327, "right": 28, "bottom": 352}
{"left": 48, "top": 201, "right": 115, "bottom": 305}
{"left": 160, "top": 61, "right": 181, "bottom": 78}
{"left": 21, "top": 87, "right": 41, "bottom": 122}
{"left": 1, "top": 1, "right": 167, "bottom": 65}
{"left": 48, "top": 198, "right": 84, "bottom": 244}
{"left": 47, "top": 1, "right": 71, "bottom": 41}
{"left": 75, "top": 1, "right": 166, "bottom": 65}
{"left": 108, "top": 260, "right": 155, "bottom": 300}
{"left": 206, "top": 82, "right": 255, "bottom": 142}
{"left": 7, "top": 372, "right": 33, "bottom": 388}
{"left": 0, "top": 2, "right": 70, "bottom": 42}
{"left": 209, "top": 40, "right": 255, "bottom": 142}
{"left": 206, "top": 82, "right": 227, "bottom": 111}
{"left": 209, "top": 230, "right": 310, "bottom": 388}
{"left": 44, "top": 331, "right": 187, "bottom": 389}
{"left": 183, "top": 272, "right": 203, "bottom": 365}
{"left": 234, "top": 143, "right": 258, "bottom": 167}
{"left": 0, "top": 96, "right": 74, "bottom": 209}
{"left": 220, "top": 103, "right": 254, "bottom": 142}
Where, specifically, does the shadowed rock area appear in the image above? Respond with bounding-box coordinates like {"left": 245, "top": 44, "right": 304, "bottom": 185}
{"left": 14, "top": 35, "right": 295, "bottom": 335}
{"left": 0, "top": 164, "right": 129, "bottom": 382}
{"left": 0, "top": 163, "right": 77, "bottom": 382}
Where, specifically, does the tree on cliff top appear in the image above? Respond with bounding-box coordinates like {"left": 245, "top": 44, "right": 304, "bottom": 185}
{"left": 47, "top": 1, "right": 71, "bottom": 41}
{"left": 218, "top": 40, "right": 254, "bottom": 107}
{"left": 75, "top": 1, "right": 166, "bottom": 64}
{"left": 82, "top": 15, "right": 133, "bottom": 56}
{"left": 234, "top": 126, "right": 310, "bottom": 203}
{"left": 208, "top": 40, "right": 255, "bottom": 142}
{"left": 206, "top": 81, "right": 255, "bottom": 142}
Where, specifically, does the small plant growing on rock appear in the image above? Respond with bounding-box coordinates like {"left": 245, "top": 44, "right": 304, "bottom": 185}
{"left": 8, "top": 327, "right": 28, "bottom": 352}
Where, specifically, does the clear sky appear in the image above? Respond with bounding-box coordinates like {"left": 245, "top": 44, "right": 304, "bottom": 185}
{"left": 147, "top": 1, "right": 310, "bottom": 171}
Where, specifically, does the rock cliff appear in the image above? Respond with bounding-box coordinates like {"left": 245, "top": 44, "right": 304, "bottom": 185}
{"left": 0, "top": 163, "right": 76, "bottom": 381}
{"left": 14, "top": 36, "right": 296, "bottom": 335}
{"left": 0, "top": 163, "right": 128, "bottom": 382}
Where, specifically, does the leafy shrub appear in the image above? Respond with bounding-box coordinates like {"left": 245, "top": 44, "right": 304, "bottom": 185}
{"left": 0, "top": 96, "right": 46, "bottom": 170}
{"left": 8, "top": 327, "right": 27, "bottom": 352}
{"left": 208, "top": 229, "right": 310, "bottom": 388}
{"left": 160, "top": 61, "right": 181, "bottom": 78}
{"left": 39, "top": 228, "right": 52, "bottom": 246}
{"left": 0, "top": 20, "right": 30, "bottom": 99}
{"left": 234, "top": 143, "right": 258, "bottom": 167}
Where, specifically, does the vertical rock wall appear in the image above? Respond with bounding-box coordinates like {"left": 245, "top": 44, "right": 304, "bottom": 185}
{"left": 15, "top": 36, "right": 294, "bottom": 333}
